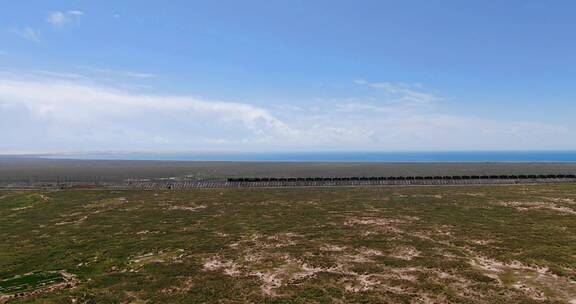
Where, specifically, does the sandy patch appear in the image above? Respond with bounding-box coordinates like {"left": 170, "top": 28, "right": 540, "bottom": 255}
{"left": 469, "top": 239, "right": 495, "bottom": 246}
{"left": 85, "top": 197, "right": 127, "bottom": 209}
{"left": 128, "top": 249, "right": 186, "bottom": 271}
{"left": 320, "top": 244, "right": 347, "bottom": 252}
{"left": 344, "top": 216, "right": 415, "bottom": 234}
{"left": 168, "top": 204, "right": 207, "bottom": 212}
{"left": 411, "top": 194, "right": 444, "bottom": 199}
{"left": 203, "top": 254, "right": 327, "bottom": 296}
{"left": 410, "top": 294, "right": 447, "bottom": 304}
{"left": 464, "top": 192, "right": 486, "bottom": 197}
{"left": 343, "top": 274, "right": 379, "bottom": 292}
{"left": 55, "top": 215, "right": 88, "bottom": 226}
{"left": 357, "top": 247, "right": 384, "bottom": 257}
{"left": 389, "top": 267, "right": 421, "bottom": 283}
{"left": 545, "top": 197, "right": 576, "bottom": 205}
{"left": 161, "top": 278, "right": 195, "bottom": 294}
{"left": 230, "top": 233, "right": 301, "bottom": 250}
{"left": 205, "top": 236, "right": 429, "bottom": 298}
{"left": 135, "top": 230, "right": 161, "bottom": 236}
{"left": 470, "top": 255, "right": 576, "bottom": 302}
{"left": 203, "top": 257, "right": 242, "bottom": 276}
{"left": 10, "top": 206, "right": 32, "bottom": 211}
{"left": 390, "top": 246, "right": 421, "bottom": 261}
{"left": 497, "top": 201, "right": 576, "bottom": 215}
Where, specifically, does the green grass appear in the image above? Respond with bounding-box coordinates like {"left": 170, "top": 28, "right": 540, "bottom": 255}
{"left": 0, "top": 272, "right": 64, "bottom": 294}
{"left": 1, "top": 185, "right": 575, "bottom": 303}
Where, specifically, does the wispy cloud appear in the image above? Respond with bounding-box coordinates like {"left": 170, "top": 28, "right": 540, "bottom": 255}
{"left": 10, "top": 10, "right": 83, "bottom": 44}
{"left": 12, "top": 27, "right": 41, "bottom": 42}
{"left": 0, "top": 72, "right": 571, "bottom": 152}
{"left": 47, "top": 10, "right": 83, "bottom": 28}
{"left": 32, "top": 70, "right": 85, "bottom": 80}
{"left": 335, "top": 102, "right": 398, "bottom": 114}
{"left": 77, "top": 66, "right": 157, "bottom": 79}
{"left": 0, "top": 75, "right": 293, "bottom": 151}
{"left": 354, "top": 80, "right": 440, "bottom": 106}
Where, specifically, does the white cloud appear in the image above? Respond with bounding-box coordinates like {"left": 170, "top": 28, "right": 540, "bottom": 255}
{"left": 0, "top": 76, "right": 296, "bottom": 151}
{"left": 0, "top": 73, "right": 571, "bottom": 152}
{"left": 12, "top": 27, "right": 41, "bottom": 42}
{"left": 47, "top": 10, "right": 83, "bottom": 27}
{"left": 47, "top": 11, "right": 66, "bottom": 26}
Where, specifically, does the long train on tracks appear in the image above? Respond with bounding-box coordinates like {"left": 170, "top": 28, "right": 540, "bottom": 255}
{"left": 2, "top": 174, "right": 575, "bottom": 190}
{"left": 5, "top": 174, "right": 571, "bottom": 190}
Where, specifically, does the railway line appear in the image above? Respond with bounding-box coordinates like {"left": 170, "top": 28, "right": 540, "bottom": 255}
{"left": 2, "top": 174, "right": 575, "bottom": 190}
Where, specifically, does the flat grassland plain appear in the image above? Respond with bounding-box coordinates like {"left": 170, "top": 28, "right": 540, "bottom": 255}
{"left": 3, "top": 158, "right": 576, "bottom": 182}
{"left": 1, "top": 185, "right": 576, "bottom": 303}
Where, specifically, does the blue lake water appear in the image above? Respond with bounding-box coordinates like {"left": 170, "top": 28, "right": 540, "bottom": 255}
{"left": 45, "top": 151, "right": 576, "bottom": 162}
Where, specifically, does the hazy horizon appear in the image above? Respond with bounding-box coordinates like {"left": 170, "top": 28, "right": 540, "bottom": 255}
{"left": 1, "top": 150, "right": 575, "bottom": 163}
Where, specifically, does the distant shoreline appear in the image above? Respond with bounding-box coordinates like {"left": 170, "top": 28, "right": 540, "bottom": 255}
{"left": 19, "top": 151, "right": 576, "bottom": 163}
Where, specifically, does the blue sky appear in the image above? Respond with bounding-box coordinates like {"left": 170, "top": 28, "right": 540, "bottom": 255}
{"left": 1, "top": 0, "right": 575, "bottom": 153}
